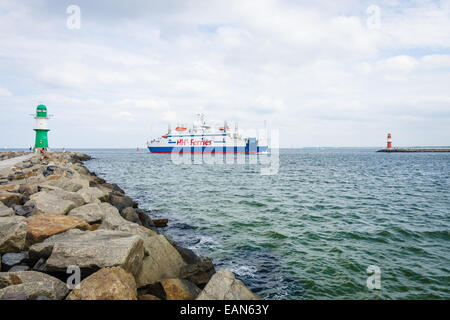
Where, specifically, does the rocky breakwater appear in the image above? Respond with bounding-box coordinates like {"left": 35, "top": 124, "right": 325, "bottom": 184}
{"left": 0, "top": 151, "right": 260, "bottom": 300}
{"left": 0, "top": 151, "right": 28, "bottom": 162}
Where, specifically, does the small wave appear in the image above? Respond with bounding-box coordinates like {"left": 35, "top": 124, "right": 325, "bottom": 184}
{"left": 265, "top": 231, "right": 288, "bottom": 240}
{"left": 422, "top": 230, "right": 450, "bottom": 240}
{"left": 238, "top": 200, "right": 268, "bottom": 207}
{"left": 230, "top": 265, "right": 258, "bottom": 278}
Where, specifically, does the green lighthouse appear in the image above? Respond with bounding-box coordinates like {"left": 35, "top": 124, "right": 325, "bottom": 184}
{"left": 33, "top": 104, "right": 50, "bottom": 152}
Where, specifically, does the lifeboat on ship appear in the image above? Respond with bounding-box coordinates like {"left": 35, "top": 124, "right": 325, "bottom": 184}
{"left": 175, "top": 126, "right": 187, "bottom": 132}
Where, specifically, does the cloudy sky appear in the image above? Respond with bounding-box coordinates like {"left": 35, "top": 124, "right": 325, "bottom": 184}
{"left": 0, "top": 0, "right": 449, "bottom": 148}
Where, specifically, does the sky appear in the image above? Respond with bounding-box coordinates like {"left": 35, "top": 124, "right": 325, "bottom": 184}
{"left": 0, "top": 0, "right": 449, "bottom": 148}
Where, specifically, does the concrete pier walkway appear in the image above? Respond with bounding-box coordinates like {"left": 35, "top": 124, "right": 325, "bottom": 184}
{"left": 0, "top": 153, "right": 34, "bottom": 172}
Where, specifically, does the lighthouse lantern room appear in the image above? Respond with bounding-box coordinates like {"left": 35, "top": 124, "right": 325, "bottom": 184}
{"left": 33, "top": 104, "right": 50, "bottom": 152}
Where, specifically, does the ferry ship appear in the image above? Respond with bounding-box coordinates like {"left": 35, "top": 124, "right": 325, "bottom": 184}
{"left": 147, "top": 114, "right": 269, "bottom": 154}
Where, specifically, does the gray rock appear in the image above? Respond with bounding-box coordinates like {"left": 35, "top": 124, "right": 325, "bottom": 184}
{"left": 0, "top": 202, "right": 14, "bottom": 217}
{"left": 26, "top": 191, "right": 76, "bottom": 215}
{"left": 180, "top": 258, "right": 216, "bottom": 288}
{"left": 45, "top": 230, "right": 144, "bottom": 277}
{"left": 77, "top": 187, "right": 108, "bottom": 203}
{"left": 196, "top": 269, "right": 260, "bottom": 300}
{"left": 0, "top": 216, "right": 27, "bottom": 254}
{"left": 0, "top": 279, "right": 68, "bottom": 300}
{"left": 136, "top": 209, "right": 156, "bottom": 230}
{"left": 28, "top": 229, "right": 125, "bottom": 261}
{"left": 43, "top": 177, "right": 85, "bottom": 192}
{"left": 98, "top": 202, "right": 120, "bottom": 216}
{"left": 121, "top": 207, "right": 142, "bottom": 225}
{"left": 0, "top": 270, "right": 69, "bottom": 300}
{"left": 173, "top": 243, "right": 202, "bottom": 265}
{"left": 42, "top": 169, "right": 53, "bottom": 177}
{"left": 12, "top": 204, "right": 33, "bottom": 217}
{"left": 8, "top": 265, "right": 31, "bottom": 272}
{"left": 98, "top": 203, "right": 156, "bottom": 239}
{"left": 1, "top": 252, "right": 29, "bottom": 271}
{"left": 135, "top": 235, "right": 187, "bottom": 287}
{"left": 67, "top": 203, "right": 104, "bottom": 223}
{"left": 47, "top": 189, "right": 86, "bottom": 208}
{"left": 110, "top": 194, "right": 135, "bottom": 212}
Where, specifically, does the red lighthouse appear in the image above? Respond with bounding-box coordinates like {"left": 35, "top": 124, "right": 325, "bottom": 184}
{"left": 387, "top": 133, "right": 392, "bottom": 149}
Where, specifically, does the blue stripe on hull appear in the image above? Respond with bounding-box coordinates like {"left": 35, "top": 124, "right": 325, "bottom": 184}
{"left": 148, "top": 146, "right": 268, "bottom": 153}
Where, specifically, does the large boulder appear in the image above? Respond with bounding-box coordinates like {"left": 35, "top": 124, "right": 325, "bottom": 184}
{"left": 25, "top": 214, "right": 90, "bottom": 245}
{"left": 109, "top": 194, "right": 135, "bottom": 212}
{"left": 196, "top": 269, "right": 260, "bottom": 300}
{"left": 173, "top": 243, "right": 203, "bottom": 265}
{"left": 67, "top": 203, "right": 104, "bottom": 224}
{"left": 135, "top": 235, "right": 186, "bottom": 287}
{"left": 47, "top": 189, "right": 86, "bottom": 208}
{"left": 180, "top": 258, "right": 216, "bottom": 288}
{"left": 77, "top": 187, "right": 108, "bottom": 203}
{"left": 121, "top": 207, "right": 142, "bottom": 225}
{"left": 99, "top": 202, "right": 120, "bottom": 216}
{"left": 0, "top": 216, "right": 27, "bottom": 254}
{"left": 0, "top": 202, "right": 14, "bottom": 217}
{"left": 98, "top": 203, "right": 156, "bottom": 239}
{"left": 135, "top": 209, "right": 156, "bottom": 230}
{"left": 173, "top": 243, "right": 215, "bottom": 288}
{"left": 42, "top": 177, "right": 85, "bottom": 192}
{"left": 26, "top": 191, "right": 75, "bottom": 215}
{"left": 28, "top": 229, "right": 85, "bottom": 261}
{"left": 0, "top": 271, "right": 69, "bottom": 300}
{"left": 160, "top": 278, "right": 201, "bottom": 300}
{"left": 45, "top": 230, "right": 144, "bottom": 277}
{"left": 66, "top": 267, "right": 137, "bottom": 300}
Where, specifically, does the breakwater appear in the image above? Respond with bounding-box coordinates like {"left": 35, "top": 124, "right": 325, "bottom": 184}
{"left": 0, "top": 151, "right": 260, "bottom": 300}
{"left": 378, "top": 148, "right": 450, "bottom": 152}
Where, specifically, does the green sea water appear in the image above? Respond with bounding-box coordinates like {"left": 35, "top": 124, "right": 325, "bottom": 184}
{"left": 83, "top": 148, "right": 450, "bottom": 300}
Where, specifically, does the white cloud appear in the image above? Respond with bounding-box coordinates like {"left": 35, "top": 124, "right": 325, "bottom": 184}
{"left": 0, "top": 0, "right": 449, "bottom": 147}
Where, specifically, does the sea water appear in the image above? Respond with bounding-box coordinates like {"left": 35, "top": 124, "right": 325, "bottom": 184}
{"left": 82, "top": 148, "right": 450, "bottom": 300}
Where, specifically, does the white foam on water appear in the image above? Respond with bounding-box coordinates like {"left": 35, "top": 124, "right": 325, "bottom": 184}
{"left": 230, "top": 265, "right": 258, "bottom": 278}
